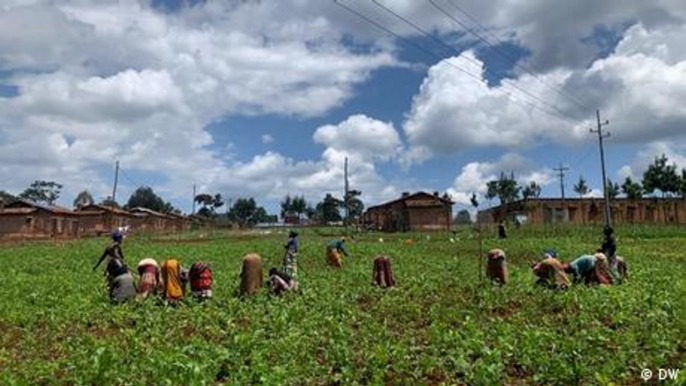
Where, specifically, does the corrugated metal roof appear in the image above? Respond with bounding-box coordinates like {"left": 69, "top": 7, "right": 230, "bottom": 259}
{"left": 4, "top": 199, "right": 76, "bottom": 214}
{"left": 366, "top": 191, "right": 453, "bottom": 211}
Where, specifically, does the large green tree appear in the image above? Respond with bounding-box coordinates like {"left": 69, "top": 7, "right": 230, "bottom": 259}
{"left": 606, "top": 178, "right": 620, "bottom": 199}
{"left": 73, "top": 190, "right": 94, "bottom": 208}
{"left": 291, "top": 195, "right": 307, "bottom": 221}
{"left": 621, "top": 177, "right": 643, "bottom": 200}
{"left": 642, "top": 154, "right": 680, "bottom": 197}
{"left": 521, "top": 181, "right": 541, "bottom": 200}
{"left": 485, "top": 173, "right": 520, "bottom": 206}
{"left": 100, "top": 196, "right": 120, "bottom": 208}
{"left": 317, "top": 194, "right": 342, "bottom": 223}
{"left": 227, "top": 198, "right": 272, "bottom": 227}
{"left": 0, "top": 190, "right": 15, "bottom": 205}
{"left": 126, "top": 186, "right": 175, "bottom": 213}
{"left": 573, "top": 175, "right": 589, "bottom": 198}
{"left": 19, "top": 180, "right": 62, "bottom": 206}
{"left": 280, "top": 195, "right": 294, "bottom": 219}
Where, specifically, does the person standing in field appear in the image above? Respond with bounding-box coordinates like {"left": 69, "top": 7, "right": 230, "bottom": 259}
{"left": 326, "top": 237, "right": 348, "bottom": 268}
{"left": 531, "top": 249, "right": 570, "bottom": 288}
{"left": 372, "top": 255, "right": 395, "bottom": 288}
{"left": 282, "top": 231, "right": 299, "bottom": 286}
{"left": 137, "top": 258, "right": 161, "bottom": 299}
{"left": 239, "top": 253, "right": 263, "bottom": 296}
{"left": 93, "top": 232, "right": 125, "bottom": 271}
{"left": 486, "top": 249, "right": 508, "bottom": 284}
{"left": 161, "top": 258, "right": 186, "bottom": 305}
{"left": 498, "top": 221, "right": 508, "bottom": 239}
{"left": 93, "top": 232, "right": 136, "bottom": 303}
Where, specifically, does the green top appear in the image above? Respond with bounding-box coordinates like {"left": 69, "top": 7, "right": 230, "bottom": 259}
{"left": 327, "top": 239, "right": 348, "bottom": 256}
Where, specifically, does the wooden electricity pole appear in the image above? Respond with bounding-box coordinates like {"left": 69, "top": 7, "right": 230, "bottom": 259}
{"left": 111, "top": 160, "right": 119, "bottom": 209}
{"left": 590, "top": 109, "right": 611, "bottom": 228}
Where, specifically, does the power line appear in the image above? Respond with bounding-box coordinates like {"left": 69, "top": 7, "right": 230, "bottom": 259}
{"left": 369, "top": 0, "right": 584, "bottom": 124}
{"left": 435, "top": 0, "right": 591, "bottom": 111}
{"left": 332, "top": 0, "right": 582, "bottom": 125}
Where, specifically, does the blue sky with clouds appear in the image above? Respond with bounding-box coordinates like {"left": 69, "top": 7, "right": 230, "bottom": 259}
{"left": 0, "top": 0, "right": 685, "bottom": 216}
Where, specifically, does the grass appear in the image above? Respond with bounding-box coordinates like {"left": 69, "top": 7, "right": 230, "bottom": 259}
{"left": 0, "top": 225, "right": 684, "bottom": 385}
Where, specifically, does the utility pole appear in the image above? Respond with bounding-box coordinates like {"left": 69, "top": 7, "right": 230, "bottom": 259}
{"left": 191, "top": 184, "right": 196, "bottom": 215}
{"left": 590, "top": 109, "right": 611, "bottom": 228}
{"left": 553, "top": 163, "right": 570, "bottom": 199}
{"left": 344, "top": 156, "right": 350, "bottom": 226}
{"left": 111, "top": 160, "right": 119, "bottom": 209}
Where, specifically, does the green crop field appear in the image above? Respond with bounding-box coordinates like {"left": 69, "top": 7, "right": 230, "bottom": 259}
{"left": 0, "top": 226, "right": 684, "bottom": 385}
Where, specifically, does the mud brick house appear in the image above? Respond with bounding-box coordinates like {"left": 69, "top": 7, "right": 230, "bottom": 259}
{"left": 478, "top": 197, "right": 686, "bottom": 225}
{"left": 364, "top": 191, "right": 453, "bottom": 232}
{"left": 0, "top": 200, "right": 80, "bottom": 240}
{"left": 76, "top": 204, "right": 134, "bottom": 236}
{"left": 167, "top": 212, "right": 192, "bottom": 232}
{"left": 129, "top": 207, "right": 174, "bottom": 233}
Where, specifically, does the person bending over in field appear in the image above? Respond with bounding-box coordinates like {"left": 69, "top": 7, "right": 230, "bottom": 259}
{"left": 93, "top": 232, "right": 125, "bottom": 272}
{"left": 372, "top": 255, "right": 395, "bottom": 288}
{"left": 268, "top": 268, "right": 296, "bottom": 295}
{"left": 486, "top": 249, "right": 508, "bottom": 285}
{"left": 137, "top": 258, "right": 161, "bottom": 299}
{"left": 239, "top": 253, "right": 263, "bottom": 296}
{"left": 531, "top": 249, "right": 570, "bottom": 289}
{"left": 282, "top": 230, "right": 299, "bottom": 288}
{"left": 595, "top": 247, "right": 627, "bottom": 284}
{"left": 326, "top": 237, "right": 348, "bottom": 268}
{"left": 189, "top": 262, "right": 213, "bottom": 300}
{"left": 161, "top": 258, "right": 187, "bottom": 305}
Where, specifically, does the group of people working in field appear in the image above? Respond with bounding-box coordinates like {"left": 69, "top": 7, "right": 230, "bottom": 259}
{"left": 93, "top": 232, "right": 214, "bottom": 304}
{"left": 94, "top": 225, "right": 626, "bottom": 303}
{"left": 487, "top": 225, "right": 628, "bottom": 288}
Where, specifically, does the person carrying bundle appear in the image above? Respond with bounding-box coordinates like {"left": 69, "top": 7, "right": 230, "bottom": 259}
{"left": 531, "top": 249, "right": 570, "bottom": 289}
{"left": 268, "top": 268, "right": 296, "bottom": 295}
{"left": 486, "top": 249, "right": 508, "bottom": 284}
{"left": 189, "top": 262, "right": 213, "bottom": 300}
{"left": 137, "top": 258, "right": 161, "bottom": 299}
{"left": 326, "top": 237, "right": 348, "bottom": 268}
{"left": 372, "top": 255, "right": 395, "bottom": 288}
{"left": 239, "top": 253, "right": 263, "bottom": 296}
{"left": 161, "top": 258, "right": 187, "bottom": 305}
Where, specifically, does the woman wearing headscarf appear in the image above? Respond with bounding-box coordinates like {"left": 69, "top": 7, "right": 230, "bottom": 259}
{"left": 137, "top": 258, "right": 161, "bottom": 299}
{"left": 283, "top": 231, "right": 299, "bottom": 284}
{"left": 372, "top": 255, "right": 395, "bottom": 288}
{"left": 239, "top": 253, "right": 263, "bottom": 296}
{"left": 531, "top": 249, "right": 570, "bottom": 289}
{"left": 161, "top": 258, "right": 185, "bottom": 304}
{"left": 486, "top": 249, "right": 508, "bottom": 284}
{"left": 268, "top": 268, "right": 295, "bottom": 295}
{"left": 326, "top": 237, "right": 347, "bottom": 268}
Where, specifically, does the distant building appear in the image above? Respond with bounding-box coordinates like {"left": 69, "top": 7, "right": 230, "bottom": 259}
{"left": 364, "top": 191, "right": 453, "bottom": 232}
{"left": 129, "top": 207, "right": 174, "bottom": 233}
{"left": 0, "top": 200, "right": 80, "bottom": 240}
{"left": 478, "top": 197, "right": 686, "bottom": 225}
{"left": 76, "top": 204, "right": 134, "bottom": 236}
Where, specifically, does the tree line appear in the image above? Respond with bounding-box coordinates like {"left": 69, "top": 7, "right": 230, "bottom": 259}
{"left": 484, "top": 153, "right": 686, "bottom": 205}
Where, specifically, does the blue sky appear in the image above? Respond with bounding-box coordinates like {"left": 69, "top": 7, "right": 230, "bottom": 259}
{"left": 0, "top": 0, "right": 685, "bottom": 216}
